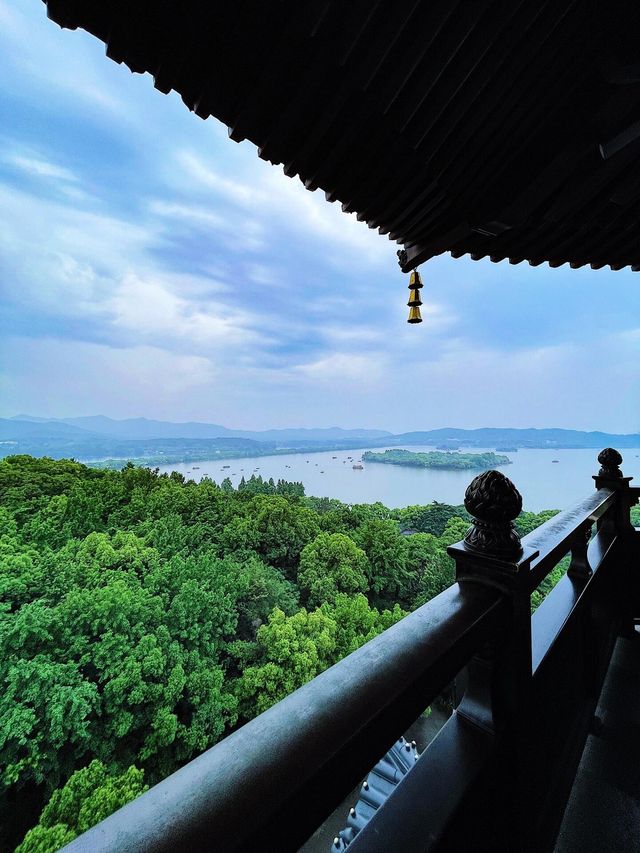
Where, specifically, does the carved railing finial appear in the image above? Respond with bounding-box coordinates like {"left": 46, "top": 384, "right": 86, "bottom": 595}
{"left": 597, "top": 447, "right": 623, "bottom": 479}
{"left": 463, "top": 469, "right": 523, "bottom": 558}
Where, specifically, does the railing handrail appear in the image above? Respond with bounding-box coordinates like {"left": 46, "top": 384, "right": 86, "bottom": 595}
{"left": 61, "top": 582, "right": 507, "bottom": 853}
{"left": 524, "top": 487, "right": 615, "bottom": 590}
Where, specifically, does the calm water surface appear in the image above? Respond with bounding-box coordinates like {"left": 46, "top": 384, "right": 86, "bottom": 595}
{"left": 157, "top": 446, "right": 640, "bottom": 513}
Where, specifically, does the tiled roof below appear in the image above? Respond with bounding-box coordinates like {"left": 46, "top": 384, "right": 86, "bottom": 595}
{"left": 331, "top": 736, "right": 420, "bottom": 851}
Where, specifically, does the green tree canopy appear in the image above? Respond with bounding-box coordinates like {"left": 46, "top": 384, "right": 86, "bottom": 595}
{"left": 392, "top": 502, "right": 470, "bottom": 537}
{"left": 220, "top": 495, "right": 319, "bottom": 575}
{"left": 438, "top": 516, "right": 471, "bottom": 547}
{"left": 235, "top": 595, "right": 406, "bottom": 717}
{"left": 514, "top": 509, "right": 559, "bottom": 537}
{"left": 15, "top": 760, "right": 147, "bottom": 853}
{"left": 298, "top": 533, "right": 369, "bottom": 606}
{"left": 353, "top": 518, "right": 411, "bottom": 604}
{"left": 235, "top": 606, "right": 337, "bottom": 715}
{"left": 407, "top": 533, "right": 456, "bottom": 605}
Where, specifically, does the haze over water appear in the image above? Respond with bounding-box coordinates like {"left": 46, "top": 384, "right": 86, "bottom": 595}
{"left": 157, "top": 445, "right": 640, "bottom": 513}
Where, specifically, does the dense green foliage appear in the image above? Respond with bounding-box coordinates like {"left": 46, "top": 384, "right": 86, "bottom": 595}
{"left": 15, "top": 761, "right": 147, "bottom": 853}
{"left": 0, "top": 455, "right": 558, "bottom": 852}
{"left": 362, "top": 449, "right": 511, "bottom": 470}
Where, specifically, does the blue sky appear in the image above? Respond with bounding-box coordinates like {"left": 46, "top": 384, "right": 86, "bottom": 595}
{"left": 0, "top": 1, "right": 638, "bottom": 433}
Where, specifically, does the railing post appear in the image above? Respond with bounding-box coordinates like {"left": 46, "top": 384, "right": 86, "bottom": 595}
{"left": 593, "top": 448, "right": 638, "bottom": 630}
{"left": 447, "top": 470, "right": 539, "bottom": 851}
{"left": 593, "top": 447, "right": 634, "bottom": 534}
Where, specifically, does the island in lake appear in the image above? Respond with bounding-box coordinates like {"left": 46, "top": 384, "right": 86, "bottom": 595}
{"left": 362, "top": 449, "right": 512, "bottom": 470}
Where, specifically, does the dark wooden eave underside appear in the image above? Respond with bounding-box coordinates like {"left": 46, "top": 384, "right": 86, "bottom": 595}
{"left": 44, "top": 0, "right": 640, "bottom": 272}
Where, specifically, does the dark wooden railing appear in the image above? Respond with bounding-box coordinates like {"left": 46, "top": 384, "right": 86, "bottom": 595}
{"left": 62, "top": 450, "right": 639, "bottom": 853}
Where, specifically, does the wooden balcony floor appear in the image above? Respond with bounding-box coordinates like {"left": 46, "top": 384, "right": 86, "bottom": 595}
{"left": 554, "top": 632, "right": 640, "bottom": 853}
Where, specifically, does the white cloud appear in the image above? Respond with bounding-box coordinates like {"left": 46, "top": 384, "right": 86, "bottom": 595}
{"left": 6, "top": 153, "right": 78, "bottom": 184}
{"left": 0, "top": 182, "right": 271, "bottom": 358}
{"left": 175, "top": 149, "right": 392, "bottom": 265}
{"left": 2, "top": 336, "right": 216, "bottom": 416}
{"left": 293, "top": 352, "right": 388, "bottom": 384}
{"left": 0, "top": 1, "right": 21, "bottom": 35}
{"left": 177, "top": 152, "right": 254, "bottom": 205}
{"left": 147, "top": 200, "right": 225, "bottom": 230}
{"left": 147, "top": 197, "right": 266, "bottom": 253}
{"left": 107, "top": 272, "right": 266, "bottom": 351}
{"left": 611, "top": 327, "right": 640, "bottom": 347}
{"left": 0, "top": 0, "right": 154, "bottom": 127}
{"left": 322, "top": 325, "right": 387, "bottom": 345}
{"left": 245, "top": 263, "right": 284, "bottom": 288}
{"left": 0, "top": 182, "right": 151, "bottom": 316}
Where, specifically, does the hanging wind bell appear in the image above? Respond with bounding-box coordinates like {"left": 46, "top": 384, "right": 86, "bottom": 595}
{"left": 407, "top": 269, "right": 423, "bottom": 323}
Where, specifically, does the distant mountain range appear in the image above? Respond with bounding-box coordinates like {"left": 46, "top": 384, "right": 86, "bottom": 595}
{"left": 2, "top": 416, "right": 639, "bottom": 465}
{"left": 8, "top": 415, "right": 390, "bottom": 443}
{"left": 390, "top": 427, "right": 640, "bottom": 449}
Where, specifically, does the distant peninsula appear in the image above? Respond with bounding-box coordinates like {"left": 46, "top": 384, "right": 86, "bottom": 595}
{"left": 362, "top": 449, "right": 512, "bottom": 470}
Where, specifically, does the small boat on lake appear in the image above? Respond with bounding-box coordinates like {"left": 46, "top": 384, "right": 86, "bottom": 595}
{"left": 552, "top": 460, "right": 559, "bottom": 463}
{"left": 353, "top": 464, "right": 364, "bottom": 470}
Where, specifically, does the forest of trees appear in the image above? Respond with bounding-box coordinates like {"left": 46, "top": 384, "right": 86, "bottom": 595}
{"left": 0, "top": 455, "right": 579, "bottom": 851}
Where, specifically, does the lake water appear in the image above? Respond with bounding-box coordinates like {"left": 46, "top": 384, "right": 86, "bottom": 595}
{"left": 157, "top": 446, "right": 640, "bottom": 513}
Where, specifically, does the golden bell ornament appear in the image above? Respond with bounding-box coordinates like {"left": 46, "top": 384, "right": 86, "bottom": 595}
{"left": 409, "top": 270, "right": 423, "bottom": 289}
{"left": 407, "top": 288, "right": 422, "bottom": 307}
{"left": 407, "top": 306, "right": 422, "bottom": 324}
